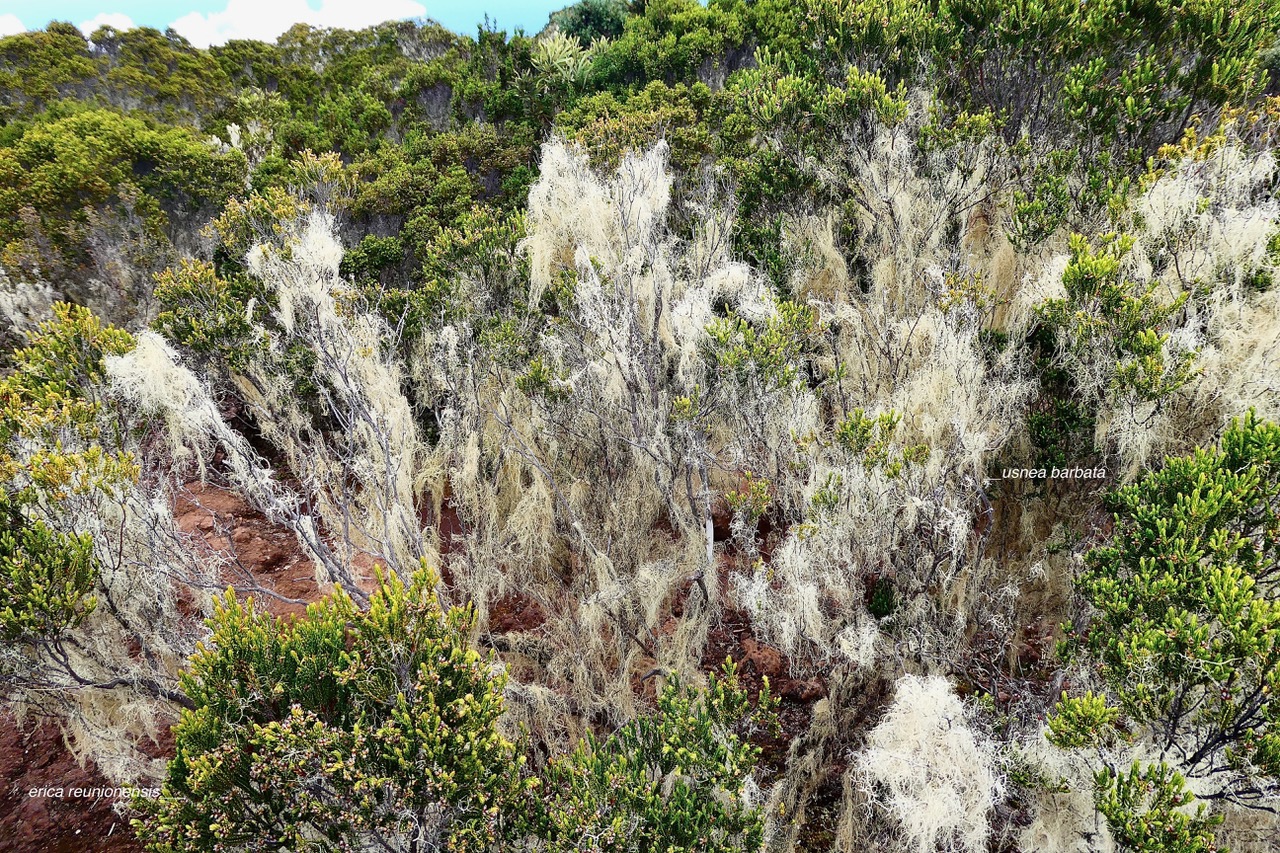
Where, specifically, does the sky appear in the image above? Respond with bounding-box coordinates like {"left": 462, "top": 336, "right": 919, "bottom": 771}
{"left": 0, "top": 0, "right": 569, "bottom": 46}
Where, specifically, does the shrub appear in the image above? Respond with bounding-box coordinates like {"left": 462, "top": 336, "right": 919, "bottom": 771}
{"left": 550, "top": 0, "right": 630, "bottom": 44}
{"left": 556, "top": 82, "right": 713, "bottom": 173}
{"left": 1036, "top": 232, "right": 1197, "bottom": 417}
{"left": 535, "top": 660, "right": 777, "bottom": 853}
{"left": 1061, "top": 412, "right": 1280, "bottom": 796}
{"left": 0, "top": 488, "right": 97, "bottom": 645}
{"left": 1095, "top": 762, "right": 1223, "bottom": 853}
{"left": 0, "top": 302, "right": 138, "bottom": 488}
{"left": 0, "top": 303, "right": 204, "bottom": 784}
{"left": 136, "top": 564, "right": 531, "bottom": 852}
{"left": 152, "top": 259, "right": 270, "bottom": 371}
{"left": 591, "top": 0, "right": 750, "bottom": 87}
{"left": 0, "top": 108, "right": 245, "bottom": 277}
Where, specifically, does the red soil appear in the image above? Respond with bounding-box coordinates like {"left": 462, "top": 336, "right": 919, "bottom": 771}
{"left": 1, "top": 484, "right": 832, "bottom": 851}
{"left": 0, "top": 714, "right": 143, "bottom": 853}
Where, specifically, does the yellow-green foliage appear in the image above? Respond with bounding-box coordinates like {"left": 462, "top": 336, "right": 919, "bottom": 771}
{"left": 1046, "top": 692, "right": 1122, "bottom": 750}
{"left": 1095, "top": 762, "right": 1223, "bottom": 853}
{"left": 705, "top": 299, "right": 817, "bottom": 390}
{"left": 153, "top": 259, "right": 270, "bottom": 371}
{"left": 1065, "top": 413, "right": 1280, "bottom": 793}
{"left": 536, "top": 661, "right": 777, "bottom": 853}
{"left": 0, "top": 23, "right": 231, "bottom": 123}
{"left": 0, "top": 23, "right": 98, "bottom": 119}
{"left": 0, "top": 108, "right": 245, "bottom": 277}
{"left": 1037, "top": 232, "right": 1197, "bottom": 407}
{"left": 0, "top": 303, "right": 201, "bottom": 786}
{"left": 556, "top": 82, "right": 713, "bottom": 173}
{"left": 137, "top": 564, "right": 531, "bottom": 852}
{"left": 0, "top": 302, "right": 138, "bottom": 494}
{"left": 0, "top": 488, "right": 97, "bottom": 645}
{"left": 833, "top": 408, "right": 930, "bottom": 477}
{"left": 591, "top": 0, "right": 749, "bottom": 85}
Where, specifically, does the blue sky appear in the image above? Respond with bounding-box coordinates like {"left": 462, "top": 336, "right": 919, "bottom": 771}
{"left": 0, "top": 0, "right": 568, "bottom": 45}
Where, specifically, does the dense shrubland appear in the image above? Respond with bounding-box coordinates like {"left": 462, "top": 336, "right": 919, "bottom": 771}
{"left": 3, "top": 1, "right": 1280, "bottom": 850}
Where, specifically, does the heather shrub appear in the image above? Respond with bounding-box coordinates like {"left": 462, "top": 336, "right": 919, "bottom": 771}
{"left": 535, "top": 661, "right": 776, "bottom": 853}
{"left": 136, "top": 565, "right": 531, "bottom": 852}
{"left": 0, "top": 304, "right": 210, "bottom": 784}
{"left": 1058, "top": 412, "right": 1280, "bottom": 800}
{"left": 1095, "top": 762, "right": 1222, "bottom": 853}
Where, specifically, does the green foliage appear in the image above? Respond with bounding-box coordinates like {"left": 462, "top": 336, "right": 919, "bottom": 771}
{"left": 207, "top": 150, "right": 352, "bottom": 270}
{"left": 0, "top": 24, "right": 98, "bottom": 121}
{"left": 420, "top": 205, "right": 527, "bottom": 289}
{"left": 153, "top": 259, "right": 270, "bottom": 371}
{"left": 355, "top": 205, "right": 528, "bottom": 342}
{"left": 209, "top": 184, "right": 310, "bottom": 268}
{"left": 0, "top": 23, "right": 231, "bottom": 124}
{"left": 591, "top": 0, "right": 750, "bottom": 87}
{"left": 726, "top": 471, "right": 772, "bottom": 524}
{"left": 0, "top": 488, "right": 97, "bottom": 645}
{"left": 706, "top": 300, "right": 817, "bottom": 391}
{"left": 0, "top": 108, "right": 245, "bottom": 277}
{"left": 738, "top": 55, "right": 910, "bottom": 135}
{"left": 773, "top": 0, "right": 940, "bottom": 80}
{"left": 1007, "top": 150, "right": 1076, "bottom": 249}
{"left": 834, "top": 408, "right": 929, "bottom": 476}
{"left": 1024, "top": 323, "right": 1097, "bottom": 466}
{"left": 940, "top": 0, "right": 1279, "bottom": 157}
{"left": 348, "top": 135, "right": 483, "bottom": 269}
{"left": 535, "top": 660, "right": 777, "bottom": 853}
{"left": 557, "top": 82, "right": 713, "bottom": 173}
{"left": 1064, "top": 413, "right": 1280, "bottom": 784}
{"left": 516, "top": 355, "right": 571, "bottom": 402}
{"left": 339, "top": 234, "right": 404, "bottom": 286}
{"left": 1037, "top": 233, "right": 1197, "bottom": 407}
{"left": 0, "top": 302, "right": 136, "bottom": 456}
{"left": 532, "top": 31, "right": 605, "bottom": 92}
{"left": 550, "top": 0, "right": 630, "bottom": 44}
{"left": 1046, "top": 692, "right": 1123, "bottom": 750}
{"left": 866, "top": 576, "right": 897, "bottom": 619}
{"left": 94, "top": 26, "right": 233, "bottom": 121}
{"left": 136, "top": 564, "right": 530, "bottom": 852}
{"left": 1095, "top": 762, "right": 1222, "bottom": 853}
{"left": 0, "top": 304, "right": 135, "bottom": 650}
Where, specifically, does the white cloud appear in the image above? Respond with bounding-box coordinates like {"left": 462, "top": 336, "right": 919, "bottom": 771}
{"left": 80, "top": 13, "right": 137, "bottom": 37}
{"left": 170, "top": 0, "right": 427, "bottom": 48}
{"left": 0, "top": 14, "right": 27, "bottom": 38}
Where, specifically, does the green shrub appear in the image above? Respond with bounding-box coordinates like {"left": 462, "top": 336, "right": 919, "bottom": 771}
{"left": 591, "top": 0, "right": 750, "bottom": 87}
{"left": 557, "top": 82, "right": 713, "bottom": 173}
{"left": 706, "top": 300, "right": 817, "bottom": 391}
{"left": 1095, "top": 762, "right": 1222, "bottom": 853}
{"left": 550, "top": 0, "right": 630, "bottom": 44}
{"left": 136, "top": 564, "right": 531, "bottom": 852}
{"left": 153, "top": 259, "right": 270, "bottom": 371}
{"left": 1036, "top": 233, "right": 1197, "bottom": 408}
{"left": 0, "top": 24, "right": 97, "bottom": 121}
{"left": 0, "top": 304, "right": 135, "bottom": 649}
{"left": 1062, "top": 412, "right": 1280, "bottom": 789}
{"left": 0, "top": 488, "right": 97, "bottom": 645}
{"left": 0, "top": 108, "right": 245, "bottom": 274}
{"left": 535, "top": 660, "right": 777, "bottom": 853}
